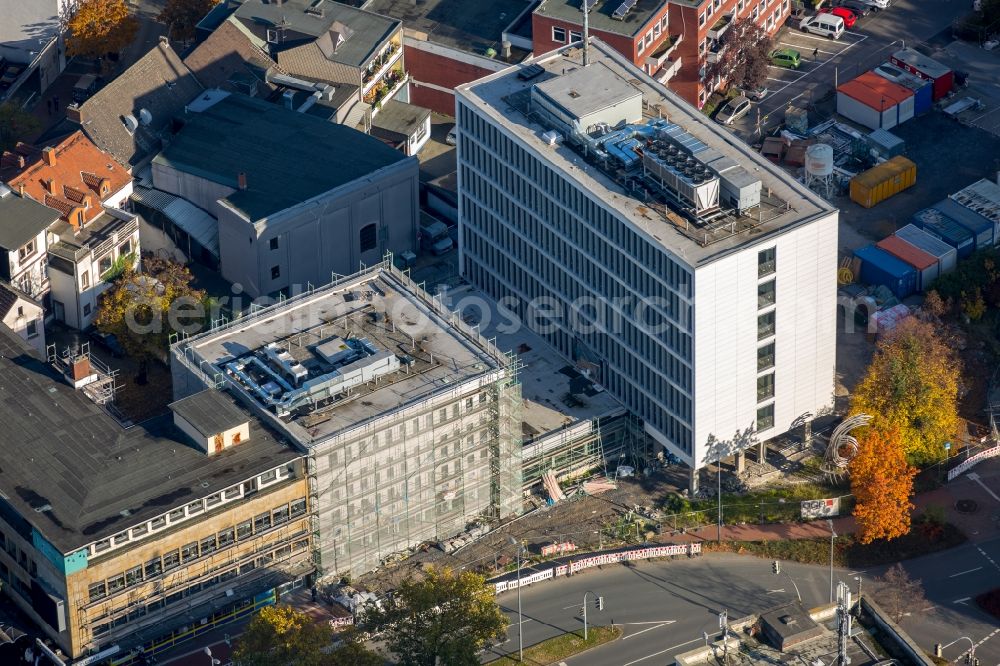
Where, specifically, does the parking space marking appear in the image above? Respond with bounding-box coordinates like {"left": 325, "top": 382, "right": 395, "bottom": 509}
{"left": 764, "top": 34, "right": 868, "bottom": 98}
{"left": 778, "top": 41, "right": 839, "bottom": 55}
{"left": 789, "top": 31, "right": 866, "bottom": 44}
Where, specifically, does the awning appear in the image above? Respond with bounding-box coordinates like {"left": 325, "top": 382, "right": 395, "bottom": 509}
{"left": 131, "top": 186, "right": 219, "bottom": 259}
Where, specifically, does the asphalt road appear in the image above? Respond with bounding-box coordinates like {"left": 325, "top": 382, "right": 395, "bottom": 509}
{"left": 490, "top": 540, "right": 1000, "bottom": 666}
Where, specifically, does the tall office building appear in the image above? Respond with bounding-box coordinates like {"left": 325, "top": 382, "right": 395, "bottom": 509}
{"left": 456, "top": 40, "right": 837, "bottom": 488}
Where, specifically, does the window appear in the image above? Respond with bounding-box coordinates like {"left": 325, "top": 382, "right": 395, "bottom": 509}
{"left": 125, "top": 566, "right": 142, "bottom": 586}
{"left": 200, "top": 535, "right": 217, "bottom": 555}
{"left": 706, "top": 3, "right": 713, "bottom": 17}
{"left": 359, "top": 223, "right": 377, "bottom": 252}
{"left": 83, "top": 303, "right": 92, "bottom": 317}
{"left": 223, "top": 485, "right": 241, "bottom": 500}
{"left": 759, "top": 0, "right": 766, "bottom": 11}
{"left": 757, "top": 280, "right": 776, "bottom": 309}
{"left": 290, "top": 498, "right": 307, "bottom": 517}
{"left": 186, "top": 501, "right": 203, "bottom": 515}
{"left": 243, "top": 478, "right": 258, "bottom": 496}
{"left": 699, "top": 11, "right": 706, "bottom": 25}
{"left": 552, "top": 26, "right": 567, "bottom": 42}
{"left": 94, "top": 539, "right": 111, "bottom": 554}
{"left": 112, "top": 531, "right": 129, "bottom": 546}
{"left": 144, "top": 557, "right": 162, "bottom": 578}
{"left": 98, "top": 255, "right": 112, "bottom": 275}
{"left": 253, "top": 512, "right": 272, "bottom": 533}
{"left": 17, "top": 240, "right": 35, "bottom": 261}
{"left": 26, "top": 321, "right": 37, "bottom": 338}
{"left": 269, "top": 237, "right": 279, "bottom": 250}
{"left": 150, "top": 516, "right": 166, "bottom": 531}
{"left": 570, "top": 30, "right": 582, "bottom": 42}
{"left": 237, "top": 520, "right": 252, "bottom": 540}
{"left": 163, "top": 549, "right": 180, "bottom": 571}
{"left": 131, "top": 523, "right": 148, "bottom": 539}
{"left": 206, "top": 493, "right": 222, "bottom": 507}
{"left": 758, "top": 247, "right": 776, "bottom": 277}
{"left": 270, "top": 265, "right": 280, "bottom": 280}
{"left": 168, "top": 508, "right": 185, "bottom": 523}
{"left": 260, "top": 469, "right": 278, "bottom": 485}
{"left": 88, "top": 582, "right": 106, "bottom": 602}
{"left": 758, "top": 311, "right": 775, "bottom": 340}
{"left": 218, "top": 527, "right": 235, "bottom": 548}
{"left": 272, "top": 505, "right": 290, "bottom": 525}
{"left": 181, "top": 542, "right": 199, "bottom": 563}
{"left": 757, "top": 403, "right": 775, "bottom": 430}
{"left": 757, "top": 342, "right": 775, "bottom": 372}
{"left": 107, "top": 574, "right": 126, "bottom": 593}
{"left": 118, "top": 239, "right": 131, "bottom": 257}
{"left": 757, "top": 373, "right": 775, "bottom": 401}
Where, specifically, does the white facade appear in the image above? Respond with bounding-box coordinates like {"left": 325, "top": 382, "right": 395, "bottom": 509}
{"left": 1, "top": 290, "right": 45, "bottom": 354}
{"left": 4, "top": 229, "right": 50, "bottom": 301}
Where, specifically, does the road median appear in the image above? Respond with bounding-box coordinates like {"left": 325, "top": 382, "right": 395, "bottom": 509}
{"left": 491, "top": 625, "right": 622, "bottom": 665}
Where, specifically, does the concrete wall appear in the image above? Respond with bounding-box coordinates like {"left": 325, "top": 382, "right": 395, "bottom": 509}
{"left": 151, "top": 161, "right": 237, "bottom": 222}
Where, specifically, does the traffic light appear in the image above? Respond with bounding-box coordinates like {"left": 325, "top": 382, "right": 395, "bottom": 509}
{"left": 578, "top": 606, "right": 585, "bottom": 617}
{"left": 595, "top": 596, "right": 605, "bottom": 611}
{"left": 772, "top": 561, "right": 781, "bottom": 575}
{"left": 963, "top": 654, "right": 970, "bottom": 664}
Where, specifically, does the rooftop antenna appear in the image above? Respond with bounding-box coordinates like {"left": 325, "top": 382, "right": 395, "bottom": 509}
{"left": 582, "top": 0, "right": 591, "bottom": 66}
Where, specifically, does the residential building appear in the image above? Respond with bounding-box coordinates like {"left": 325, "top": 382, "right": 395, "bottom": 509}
{"left": 3, "top": 131, "right": 140, "bottom": 329}
{"left": 0, "top": 326, "right": 311, "bottom": 661}
{"left": 0, "top": 282, "right": 45, "bottom": 354}
{"left": 171, "top": 260, "right": 523, "bottom": 577}
{"left": 68, "top": 38, "right": 204, "bottom": 170}
{"left": 363, "top": 0, "right": 533, "bottom": 115}
{"left": 188, "top": 0, "right": 407, "bottom": 125}
{"left": 0, "top": 0, "right": 71, "bottom": 101}
{"left": 532, "top": 0, "right": 792, "bottom": 108}
{"left": 0, "top": 184, "right": 59, "bottom": 303}
{"left": 370, "top": 100, "right": 432, "bottom": 156}
{"left": 455, "top": 40, "right": 837, "bottom": 489}
{"left": 183, "top": 18, "right": 282, "bottom": 98}
{"left": 150, "top": 92, "right": 418, "bottom": 298}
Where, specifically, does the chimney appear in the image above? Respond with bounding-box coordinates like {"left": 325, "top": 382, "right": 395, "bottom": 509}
{"left": 17, "top": 183, "right": 25, "bottom": 197}
{"left": 159, "top": 35, "right": 170, "bottom": 48}
{"left": 501, "top": 40, "right": 512, "bottom": 59}
{"left": 42, "top": 146, "right": 57, "bottom": 167}
{"left": 43, "top": 178, "right": 57, "bottom": 195}
{"left": 71, "top": 356, "right": 92, "bottom": 383}
{"left": 65, "top": 103, "right": 83, "bottom": 124}
{"left": 237, "top": 172, "right": 247, "bottom": 190}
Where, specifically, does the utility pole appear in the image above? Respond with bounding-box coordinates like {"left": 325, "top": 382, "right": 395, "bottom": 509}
{"left": 827, "top": 519, "right": 836, "bottom": 603}
{"left": 717, "top": 462, "right": 723, "bottom": 543}
{"left": 507, "top": 536, "right": 524, "bottom": 662}
{"left": 719, "top": 609, "right": 729, "bottom": 666}
{"left": 581, "top": 591, "right": 604, "bottom": 641}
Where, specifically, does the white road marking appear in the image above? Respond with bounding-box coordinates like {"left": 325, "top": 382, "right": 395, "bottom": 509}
{"left": 789, "top": 30, "right": 865, "bottom": 43}
{"left": 968, "top": 472, "right": 1000, "bottom": 502}
{"left": 767, "top": 589, "right": 786, "bottom": 594}
{"left": 765, "top": 34, "right": 868, "bottom": 98}
{"left": 621, "top": 637, "right": 704, "bottom": 666}
{"left": 976, "top": 545, "right": 1000, "bottom": 573}
{"left": 623, "top": 621, "right": 679, "bottom": 625}
{"left": 948, "top": 566, "right": 983, "bottom": 578}
{"left": 506, "top": 618, "right": 534, "bottom": 629}
{"left": 960, "top": 628, "right": 1000, "bottom": 662}
{"left": 778, "top": 41, "right": 838, "bottom": 54}
{"left": 623, "top": 622, "right": 675, "bottom": 640}
{"left": 953, "top": 597, "right": 971, "bottom": 604}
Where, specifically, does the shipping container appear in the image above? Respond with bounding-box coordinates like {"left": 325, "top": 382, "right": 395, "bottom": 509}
{"left": 853, "top": 244, "right": 918, "bottom": 299}
{"left": 877, "top": 235, "right": 939, "bottom": 290}
{"left": 866, "top": 128, "right": 905, "bottom": 159}
{"left": 890, "top": 48, "right": 953, "bottom": 101}
{"left": 950, "top": 179, "right": 1000, "bottom": 244}
{"left": 894, "top": 224, "right": 958, "bottom": 275}
{"left": 872, "top": 62, "right": 933, "bottom": 115}
{"left": 856, "top": 72, "right": 915, "bottom": 124}
{"left": 911, "top": 208, "right": 975, "bottom": 258}
{"left": 850, "top": 156, "right": 917, "bottom": 208}
{"left": 836, "top": 73, "right": 914, "bottom": 130}
{"left": 932, "top": 198, "right": 994, "bottom": 249}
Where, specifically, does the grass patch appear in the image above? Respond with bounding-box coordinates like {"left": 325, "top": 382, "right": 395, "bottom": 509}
{"left": 661, "top": 482, "right": 851, "bottom": 528}
{"left": 491, "top": 625, "right": 622, "bottom": 665}
{"left": 704, "top": 518, "right": 966, "bottom": 567}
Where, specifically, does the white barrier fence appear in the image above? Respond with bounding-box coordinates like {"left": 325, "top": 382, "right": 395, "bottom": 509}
{"left": 947, "top": 444, "right": 1000, "bottom": 481}
{"left": 493, "top": 543, "right": 701, "bottom": 594}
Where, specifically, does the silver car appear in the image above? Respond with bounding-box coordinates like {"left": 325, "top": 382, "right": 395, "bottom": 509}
{"left": 715, "top": 96, "right": 751, "bottom": 125}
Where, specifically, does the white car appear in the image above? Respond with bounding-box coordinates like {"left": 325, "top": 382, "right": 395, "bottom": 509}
{"left": 859, "top": 0, "right": 890, "bottom": 9}
{"left": 445, "top": 127, "right": 457, "bottom": 145}
{"left": 715, "top": 96, "right": 752, "bottom": 125}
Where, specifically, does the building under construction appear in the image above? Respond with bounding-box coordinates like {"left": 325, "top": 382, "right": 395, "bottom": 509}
{"left": 171, "top": 260, "right": 522, "bottom": 578}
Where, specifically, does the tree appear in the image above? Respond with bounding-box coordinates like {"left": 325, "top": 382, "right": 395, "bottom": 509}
{"left": 850, "top": 317, "right": 960, "bottom": 466}
{"left": 158, "top": 0, "right": 220, "bottom": 43}
{"left": 233, "top": 605, "right": 380, "bottom": 666}
{"left": 365, "top": 567, "right": 507, "bottom": 666}
{"left": 0, "top": 103, "right": 40, "bottom": 152}
{"left": 65, "top": 0, "right": 138, "bottom": 59}
{"left": 703, "top": 17, "right": 774, "bottom": 93}
{"left": 848, "top": 428, "right": 916, "bottom": 544}
{"left": 873, "top": 564, "right": 926, "bottom": 623}
{"left": 94, "top": 256, "right": 205, "bottom": 383}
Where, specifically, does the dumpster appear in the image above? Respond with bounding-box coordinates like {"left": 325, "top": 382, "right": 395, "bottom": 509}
{"left": 850, "top": 156, "right": 916, "bottom": 208}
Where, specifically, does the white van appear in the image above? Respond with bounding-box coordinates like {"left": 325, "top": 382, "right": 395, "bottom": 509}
{"left": 800, "top": 14, "right": 845, "bottom": 39}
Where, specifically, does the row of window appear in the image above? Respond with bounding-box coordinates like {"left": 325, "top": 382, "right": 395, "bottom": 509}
{"left": 756, "top": 246, "right": 776, "bottom": 431}
{"left": 551, "top": 26, "right": 582, "bottom": 45}
{"left": 87, "top": 498, "right": 307, "bottom": 604}
{"left": 264, "top": 224, "right": 378, "bottom": 283}
{"left": 89, "top": 538, "right": 309, "bottom": 639}
{"left": 88, "top": 466, "right": 291, "bottom": 558}
{"left": 637, "top": 14, "right": 670, "bottom": 55}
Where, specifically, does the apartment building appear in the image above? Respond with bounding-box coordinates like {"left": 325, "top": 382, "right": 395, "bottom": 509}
{"left": 1, "top": 131, "right": 141, "bottom": 329}
{"left": 0, "top": 327, "right": 311, "bottom": 662}
{"left": 532, "top": 0, "right": 792, "bottom": 108}
{"left": 455, "top": 40, "right": 837, "bottom": 489}
{"left": 0, "top": 281, "right": 45, "bottom": 354}
{"left": 0, "top": 184, "right": 59, "bottom": 303}
{"left": 171, "top": 260, "right": 522, "bottom": 577}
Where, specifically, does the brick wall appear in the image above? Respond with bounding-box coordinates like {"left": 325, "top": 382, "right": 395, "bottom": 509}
{"left": 404, "top": 44, "right": 501, "bottom": 116}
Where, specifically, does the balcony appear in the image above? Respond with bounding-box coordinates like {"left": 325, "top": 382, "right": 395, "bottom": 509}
{"left": 705, "top": 40, "right": 728, "bottom": 64}
{"left": 655, "top": 57, "right": 683, "bottom": 84}
{"left": 362, "top": 42, "right": 402, "bottom": 92}
{"left": 757, "top": 352, "right": 775, "bottom": 372}
{"left": 646, "top": 33, "right": 683, "bottom": 69}
{"left": 708, "top": 13, "right": 734, "bottom": 40}
{"left": 757, "top": 319, "right": 775, "bottom": 340}
{"left": 365, "top": 67, "right": 408, "bottom": 110}
{"left": 758, "top": 259, "right": 776, "bottom": 278}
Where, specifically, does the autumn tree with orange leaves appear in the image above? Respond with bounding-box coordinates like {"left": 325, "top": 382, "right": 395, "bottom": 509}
{"left": 65, "top": 0, "right": 138, "bottom": 59}
{"left": 849, "top": 428, "right": 916, "bottom": 544}
{"left": 850, "top": 317, "right": 960, "bottom": 466}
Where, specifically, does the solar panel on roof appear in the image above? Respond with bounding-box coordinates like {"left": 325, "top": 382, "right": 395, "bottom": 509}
{"left": 583, "top": 0, "right": 599, "bottom": 10}
{"left": 518, "top": 64, "right": 545, "bottom": 81}
{"left": 612, "top": 6, "right": 627, "bottom": 18}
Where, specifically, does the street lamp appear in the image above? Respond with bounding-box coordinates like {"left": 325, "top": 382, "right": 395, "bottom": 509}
{"left": 936, "top": 636, "right": 976, "bottom": 664}
{"left": 771, "top": 560, "right": 802, "bottom": 602}
{"left": 203, "top": 647, "right": 221, "bottom": 666}
{"left": 827, "top": 519, "right": 836, "bottom": 603}
{"left": 581, "top": 591, "right": 605, "bottom": 641}
{"left": 507, "top": 536, "right": 525, "bottom": 662}
{"left": 717, "top": 462, "right": 723, "bottom": 543}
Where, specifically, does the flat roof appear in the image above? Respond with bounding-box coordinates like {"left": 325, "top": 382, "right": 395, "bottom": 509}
{"left": 457, "top": 40, "right": 835, "bottom": 266}
{"left": 170, "top": 389, "right": 251, "bottom": 438}
{"left": 534, "top": 61, "right": 640, "bottom": 119}
{"left": 0, "top": 190, "right": 59, "bottom": 250}
{"left": 449, "top": 284, "right": 625, "bottom": 438}
{"left": 534, "top": 0, "right": 667, "bottom": 39}
{"left": 175, "top": 266, "right": 508, "bottom": 446}
{"left": 0, "top": 326, "right": 298, "bottom": 553}
{"left": 151, "top": 92, "right": 408, "bottom": 221}
{"left": 365, "top": 0, "right": 532, "bottom": 56}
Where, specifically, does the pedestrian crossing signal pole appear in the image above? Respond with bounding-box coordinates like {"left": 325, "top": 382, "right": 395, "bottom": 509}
{"left": 582, "top": 591, "right": 604, "bottom": 641}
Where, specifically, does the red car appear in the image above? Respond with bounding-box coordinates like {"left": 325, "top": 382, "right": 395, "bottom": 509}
{"left": 819, "top": 6, "right": 858, "bottom": 28}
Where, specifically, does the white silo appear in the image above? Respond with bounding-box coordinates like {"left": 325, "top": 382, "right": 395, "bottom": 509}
{"left": 804, "top": 143, "right": 835, "bottom": 199}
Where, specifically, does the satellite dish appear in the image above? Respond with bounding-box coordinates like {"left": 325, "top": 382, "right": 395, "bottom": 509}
{"left": 138, "top": 108, "right": 153, "bottom": 126}
{"left": 121, "top": 114, "right": 139, "bottom": 135}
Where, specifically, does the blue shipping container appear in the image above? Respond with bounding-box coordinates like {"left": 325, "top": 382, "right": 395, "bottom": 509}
{"left": 934, "top": 197, "right": 994, "bottom": 249}
{"left": 912, "top": 207, "right": 975, "bottom": 258}
{"left": 854, "top": 244, "right": 918, "bottom": 299}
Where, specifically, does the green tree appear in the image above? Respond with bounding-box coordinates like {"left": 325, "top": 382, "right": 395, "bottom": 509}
{"left": 159, "top": 0, "right": 220, "bottom": 43}
{"left": 234, "top": 605, "right": 380, "bottom": 666}
{"left": 65, "top": 0, "right": 138, "bottom": 59}
{"left": 0, "top": 102, "right": 40, "bottom": 151}
{"left": 365, "top": 567, "right": 507, "bottom": 666}
{"left": 850, "top": 317, "right": 960, "bottom": 466}
{"left": 94, "top": 256, "right": 205, "bottom": 383}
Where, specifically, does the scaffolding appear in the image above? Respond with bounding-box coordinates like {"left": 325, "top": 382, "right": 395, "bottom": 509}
{"left": 46, "top": 342, "right": 122, "bottom": 405}
{"left": 488, "top": 351, "right": 524, "bottom": 519}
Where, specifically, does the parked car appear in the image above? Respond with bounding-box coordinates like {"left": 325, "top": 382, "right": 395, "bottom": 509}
{"left": 445, "top": 127, "right": 457, "bottom": 146}
{"left": 769, "top": 48, "right": 802, "bottom": 69}
{"left": 715, "top": 95, "right": 751, "bottom": 125}
{"left": 861, "top": 0, "right": 890, "bottom": 9}
{"left": 799, "top": 13, "right": 846, "bottom": 39}
{"left": 740, "top": 85, "right": 769, "bottom": 102}
{"left": 819, "top": 6, "right": 858, "bottom": 28}
{"left": 835, "top": 0, "right": 870, "bottom": 16}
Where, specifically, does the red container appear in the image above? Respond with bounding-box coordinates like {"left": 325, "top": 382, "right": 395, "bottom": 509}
{"left": 876, "top": 235, "right": 938, "bottom": 291}
{"left": 890, "top": 48, "right": 953, "bottom": 101}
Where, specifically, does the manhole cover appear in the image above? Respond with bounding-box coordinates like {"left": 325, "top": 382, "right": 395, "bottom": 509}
{"left": 955, "top": 499, "right": 978, "bottom": 514}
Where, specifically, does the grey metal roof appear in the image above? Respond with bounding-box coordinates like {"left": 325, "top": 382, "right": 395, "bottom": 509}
{"left": 533, "top": 61, "right": 641, "bottom": 121}
{"left": 371, "top": 99, "right": 431, "bottom": 138}
{"left": 152, "top": 93, "right": 409, "bottom": 221}
{"left": 131, "top": 186, "right": 220, "bottom": 258}
{"left": 534, "top": 0, "right": 668, "bottom": 39}
{"left": 0, "top": 325, "right": 299, "bottom": 553}
{"left": 0, "top": 191, "right": 59, "bottom": 250}
{"left": 170, "top": 389, "right": 250, "bottom": 438}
